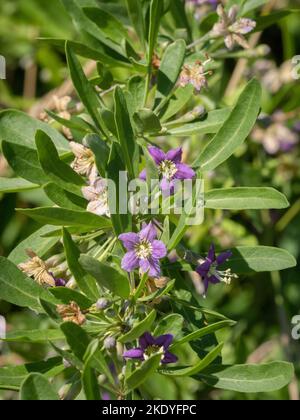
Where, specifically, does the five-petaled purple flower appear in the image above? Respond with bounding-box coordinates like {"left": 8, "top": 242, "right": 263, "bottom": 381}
{"left": 123, "top": 332, "right": 178, "bottom": 364}
{"left": 140, "top": 146, "right": 195, "bottom": 195}
{"left": 196, "top": 244, "right": 236, "bottom": 296}
{"left": 119, "top": 222, "right": 167, "bottom": 277}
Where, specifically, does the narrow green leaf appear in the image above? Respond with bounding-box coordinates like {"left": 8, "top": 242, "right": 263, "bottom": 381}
{"left": 155, "top": 39, "right": 186, "bottom": 103}
{"left": 114, "top": 86, "right": 139, "bottom": 179}
{"left": 160, "top": 85, "right": 194, "bottom": 122}
{"left": 84, "top": 134, "right": 110, "bottom": 178}
{"left": 148, "top": 0, "right": 164, "bottom": 64}
{"left": 44, "top": 183, "right": 87, "bottom": 210}
{"left": 0, "top": 358, "right": 63, "bottom": 391}
{"left": 167, "top": 108, "right": 231, "bottom": 136}
{"left": 133, "top": 108, "right": 162, "bottom": 133}
{"left": 0, "top": 257, "right": 58, "bottom": 311}
{"left": 66, "top": 42, "right": 104, "bottom": 132}
{"left": 126, "top": 354, "right": 161, "bottom": 392}
{"left": 61, "top": 322, "right": 90, "bottom": 361}
{"left": 0, "top": 109, "right": 69, "bottom": 152}
{"left": 126, "top": 0, "right": 146, "bottom": 46}
{"left": 159, "top": 343, "right": 223, "bottom": 377}
{"left": 35, "top": 130, "right": 85, "bottom": 194}
{"left": 8, "top": 225, "right": 59, "bottom": 265}
{"left": 20, "top": 373, "right": 59, "bottom": 400}
{"left": 119, "top": 310, "right": 156, "bottom": 343}
{"left": 18, "top": 207, "right": 111, "bottom": 229}
{"left": 0, "top": 177, "right": 39, "bottom": 193}
{"left": 50, "top": 287, "right": 93, "bottom": 310}
{"left": 195, "top": 79, "right": 261, "bottom": 170}
{"left": 2, "top": 141, "right": 51, "bottom": 185}
{"left": 154, "top": 314, "right": 184, "bottom": 338}
{"left": 171, "top": 320, "right": 236, "bottom": 350}
{"left": 223, "top": 246, "right": 297, "bottom": 273}
{"left": 79, "top": 254, "right": 130, "bottom": 299}
{"left": 63, "top": 228, "right": 99, "bottom": 301}
{"left": 205, "top": 187, "right": 289, "bottom": 209}
{"left": 196, "top": 362, "right": 294, "bottom": 393}
{"left": 3, "top": 329, "right": 64, "bottom": 344}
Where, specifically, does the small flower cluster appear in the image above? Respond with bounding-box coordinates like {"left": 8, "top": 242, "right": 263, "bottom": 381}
{"left": 179, "top": 59, "right": 212, "bottom": 93}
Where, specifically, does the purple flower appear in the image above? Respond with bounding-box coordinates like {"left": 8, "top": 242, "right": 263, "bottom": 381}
{"left": 54, "top": 277, "right": 66, "bottom": 287}
{"left": 140, "top": 146, "right": 195, "bottom": 195}
{"left": 119, "top": 222, "right": 167, "bottom": 277}
{"left": 123, "top": 332, "right": 178, "bottom": 364}
{"left": 196, "top": 244, "right": 236, "bottom": 296}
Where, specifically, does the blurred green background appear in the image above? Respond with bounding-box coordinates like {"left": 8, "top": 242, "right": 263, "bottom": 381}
{"left": 0, "top": 0, "right": 300, "bottom": 400}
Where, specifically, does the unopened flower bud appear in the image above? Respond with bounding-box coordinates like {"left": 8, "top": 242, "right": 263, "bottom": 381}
{"left": 63, "top": 358, "right": 72, "bottom": 368}
{"left": 104, "top": 336, "right": 116, "bottom": 350}
{"left": 96, "top": 298, "right": 109, "bottom": 310}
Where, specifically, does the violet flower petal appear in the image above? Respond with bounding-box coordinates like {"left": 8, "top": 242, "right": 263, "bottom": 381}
{"left": 174, "top": 163, "right": 196, "bottom": 180}
{"left": 139, "top": 222, "right": 157, "bottom": 242}
{"left": 139, "top": 332, "right": 155, "bottom": 350}
{"left": 165, "top": 147, "right": 182, "bottom": 164}
{"left": 154, "top": 334, "right": 173, "bottom": 349}
{"left": 161, "top": 351, "right": 178, "bottom": 364}
{"left": 207, "top": 243, "right": 216, "bottom": 262}
{"left": 119, "top": 232, "right": 139, "bottom": 250}
{"left": 139, "top": 169, "right": 147, "bottom": 181}
{"left": 121, "top": 250, "right": 139, "bottom": 272}
{"left": 148, "top": 146, "right": 165, "bottom": 164}
{"left": 123, "top": 348, "right": 144, "bottom": 359}
{"left": 216, "top": 250, "right": 233, "bottom": 266}
{"left": 151, "top": 240, "right": 167, "bottom": 259}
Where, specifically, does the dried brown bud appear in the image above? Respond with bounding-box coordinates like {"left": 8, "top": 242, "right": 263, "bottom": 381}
{"left": 56, "top": 301, "right": 86, "bottom": 325}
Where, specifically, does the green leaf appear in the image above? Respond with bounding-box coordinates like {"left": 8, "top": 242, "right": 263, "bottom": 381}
{"left": 8, "top": 225, "right": 59, "bottom": 265}
{"left": 61, "top": 322, "right": 90, "bottom": 361}
{"left": 171, "top": 320, "right": 236, "bottom": 350}
{"left": 139, "top": 278, "right": 176, "bottom": 302}
{"left": 79, "top": 255, "right": 130, "bottom": 299}
{"left": 50, "top": 287, "right": 93, "bottom": 310}
{"left": 155, "top": 39, "right": 186, "bottom": 104}
{"left": 79, "top": 254, "right": 130, "bottom": 299}
{"left": 0, "top": 257, "right": 58, "bottom": 311}
{"left": 125, "top": 0, "right": 146, "bottom": 46}
{"left": 119, "top": 310, "right": 156, "bottom": 343}
{"left": 167, "top": 172, "right": 203, "bottom": 250}
{"left": 20, "top": 373, "right": 59, "bottom": 400}
{"left": 126, "top": 354, "right": 161, "bottom": 392}
{"left": 0, "top": 358, "right": 63, "bottom": 391}
{"left": 3, "top": 329, "right": 64, "bottom": 344}
{"left": 83, "top": 7, "right": 130, "bottom": 45}
{"left": 66, "top": 42, "right": 104, "bottom": 133}
{"left": 160, "top": 85, "right": 194, "bottom": 122}
{"left": 255, "top": 10, "right": 293, "bottom": 32}
{"left": 0, "top": 109, "right": 69, "bottom": 152}
{"left": 196, "top": 362, "right": 294, "bottom": 393}
{"left": 84, "top": 340, "right": 115, "bottom": 385}
{"left": 159, "top": 343, "right": 223, "bottom": 377}
{"left": 127, "top": 76, "right": 147, "bottom": 114}
{"left": 114, "top": 86, "right": 139, "bottom": 179}
{"left": 167, "top": 108, "right": 231, "bottom": 136}
{"left": 133, "top": 108, "right": 162, "bottom": 133}
{"left": 61, "top": 0, "right": 127, "bottom": 58}
{"left": 82, "top": 366, "right": 101, "bottom": 400}
{"left": 195, "top": 79, "right": 261, "bottom": 170}
{"left": 148, "top": 0, "right": 164, "bottom": 64}
{"left": 84, "top": 134, "right": 110, "bottom": 178}
{"left": 35, "top": 130, "right": 85, "bottom": 194}
{"left": 2, "top": 141, "right": 51, "bottom": 185}
{"left": 63, "top": 228, "right": 99, "bottom": 301}
{"left": 0, "top": 177, "right": 39, "bottom": 193}
{"left": 44, "top": 183, "right": 87, "bottom": 210}
{"left": 154, "top": 314, "right": 184, "bottom": 338}
{"left": 106, "top": 142, "right": 132, "bottom": 235}
{"left": 205, "top": 187, "right": 289, "bottom": 209}
{"left": 223, "top": 246, "right": 297, "bottom": 273}
{"left": 18, "top": 207, "right": 111, "bottom": 229}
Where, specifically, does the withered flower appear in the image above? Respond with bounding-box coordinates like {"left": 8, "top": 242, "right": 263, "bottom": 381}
{"left": 19, "top": 250, "right": 55, "bottom": 287}
{"left": 179, "top": 59, "right": 212, "bottom": 92}
{"left": 70, "top": 142, "right": 97, "bottom": 182}
{"left": 211, "top": 5, "right": 256, "bottom": 50}
{"left": 56, "top": 301, "right": 86, "bottom": 325}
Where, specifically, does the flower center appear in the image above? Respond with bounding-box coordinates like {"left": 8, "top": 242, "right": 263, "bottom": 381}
{"left": 144, "top": 345, "right": 162, "bottom": 359}
{"left": 135, "top": 239, "right": 153, "bottom": 259}
{"left": 158, "top": 160, "right": 178, "bottom": 180}
{"left": 208, "top": 263, "right": 238, "bottom": 284}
